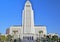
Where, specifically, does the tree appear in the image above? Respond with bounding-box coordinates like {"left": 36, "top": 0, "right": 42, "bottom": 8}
{"left": 1, "top": 35, "right": 7, "bottom": 42}
{"left": 39, "top": 31, "right": 43, "bottom": 37}
{"left": 36, "top": 38, "right": 40, "bottom": 42}
{"left": 42, "top": 35, "right": 47, "bottom": 42}
{"left": 58, "top": 37, "right": 60, "bottom": 42}
{"left": 7, "top": 34, "right": 13, "bottom": 42}
{"left": 17, "top": 38, "right": 21, "bottom": 42}
{"left": 39, "top": 31, "right": 43, "bottom": 42}
{"left": 39, "top": 31, "right": 43, "bottom": 38}
{"left": 45, "top": 35, "right": 52, "bottom": 42}
{"left": 0, "top": 33, "right": 1, "bottom": 41}
{"left": 52, "top": 35, "right": 58, "bottom": 42}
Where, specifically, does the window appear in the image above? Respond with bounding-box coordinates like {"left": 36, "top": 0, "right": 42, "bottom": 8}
{"left": 26, "top": 5, "right": 30, "bottom": 7}
{"left": 23, "top": 36, "right": 34, "bottom": 40}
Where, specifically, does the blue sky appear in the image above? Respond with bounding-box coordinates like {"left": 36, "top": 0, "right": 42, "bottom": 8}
{"left": 0, "top": 0, "right": 60, "bottom": 34}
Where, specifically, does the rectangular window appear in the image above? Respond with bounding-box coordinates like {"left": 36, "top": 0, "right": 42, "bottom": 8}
{"left": 26, "top": 5, "right": 30, "bottom": 7}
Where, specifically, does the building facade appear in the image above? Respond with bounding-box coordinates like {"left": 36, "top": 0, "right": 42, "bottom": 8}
{"left": 6, "top": 0, "right": 47, "bottom": 40}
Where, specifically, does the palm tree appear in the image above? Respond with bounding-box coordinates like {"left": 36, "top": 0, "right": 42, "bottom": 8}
{"left": 58, "top": 37, "right": 60, "bottom": 42}
{"left": 13, "top": 30, "right": 18, "bottom": 42}
{"left": 13, "top": 30, "right": 18, "bottom": 37}
{"left": 17, "top": 38, "right": 21, "bottom": 42}
{"left": 7, "top": 34, "right": 13, "bottom": 42}
{"left": 52, "top": 35, "right": 58, "bottom": 42}
{"left": 36, "top": 38, "right": 40, "bottom": 42}
{"left": 46, "top": 35, "right": 52, "bottom": 42}
{"left": 42, "top": 35, "right": 46, "bottom": 42}
{"left": 39, "top": 30, "right": 43, "bottom": 42}
{"left": 39, "top": 31, "right": 43, "bottom": 38}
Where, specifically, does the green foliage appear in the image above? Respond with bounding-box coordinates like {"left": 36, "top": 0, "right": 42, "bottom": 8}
{"left": 59, "top": 37, "right": 60, "bottom": 42}
{"left": 39, "top": 31, "right": 43, "bottom": 34}
{"left": 36, "top": 38, "right": 40, "bottom": 42}
{"left": 52, "top": 35, "right": 58, "bottom": 41}
{"left": 7, "top": 35, "right": 13, "bottom": 41}
{"left": 1, "top": 35, "right": 7, "bottom": 41}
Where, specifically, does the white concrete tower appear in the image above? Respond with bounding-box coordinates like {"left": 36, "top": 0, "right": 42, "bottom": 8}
{"left": 22, "top": 0, "right": 35, "bottom": 33}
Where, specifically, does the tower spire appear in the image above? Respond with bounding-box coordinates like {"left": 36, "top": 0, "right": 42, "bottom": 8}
{"left": 25, "top": 0, "right": 31, "bottom": 6}
{"left": 27, "top": 0, "right": 30, "bottom": 1}
{"left": 23, "top": 0, "right": 34, "bottom": 33}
